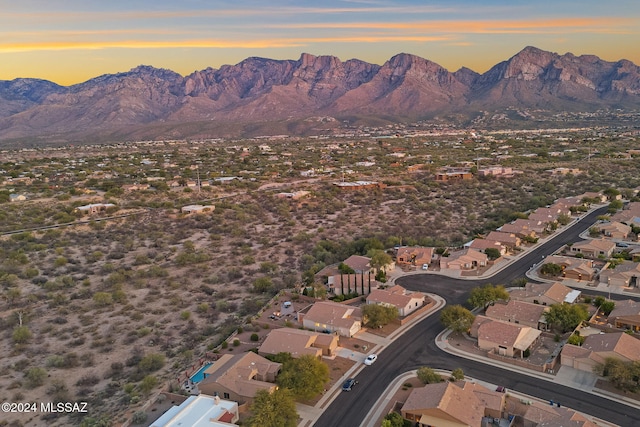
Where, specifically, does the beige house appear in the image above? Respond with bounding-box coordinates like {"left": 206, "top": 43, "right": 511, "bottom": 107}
{"left": 596, "top": 221, "right": 632, "bottom": 239}
{"left": 606, "top": 300, "right": 640, "bottom": 332}
{"left": 485, "top": 300, "right": 549, "bottom": 330}
{"left": 198, "top": 352, "right": 281, "bottom": 405}
{"left": 396, "top": 247, "right": 434, "bottom": 267}
{"left": 570, "top": 239, "right": 615, "bottom": 258}
{"left": 499, "top": 222, "right": 538, "bottom": 239}
{"left": 542, "top": 255, "right": 596, "bottom": 282}
{"left": 440, "top": 248, "right": 488, "bottom": 270}
{"left": 365, "top": 285, "right": 426, "bottom": 317}
{"left": 471, "top": 316, "right": 541, "bottom": 358}
{"left": 610, "top": 201, "right": 640, "bottom": 224}
{"left": 561, "top": 332, "right": 640, "bottom": 372}
{"left": 297, "top": 301, "right": 361, "bottom": 337}
{"left": 401, "top": 381, "right": 505, "bottom": 426}
{"left": 485, "top": 231, "right": 521, "bottom": 249}
{"left": 258, "top": 328, "right": 339, "bottom": 358}
{"left": 510, "top": 282, "right": 580, "bottom": 306}
{"left": 599, "top": 261, "right": 640, "bottom": 288}
{"left": 75, "top": 203, "right": 116, "bottom": 214}
{"left": 469, "top": 239, "right": 507, "bottom": 256}
{"left": 342, "top": 255, "right": 373, "bottom": 274}
{"left": 326, "top": 272, "right": 380, "bottom": 296}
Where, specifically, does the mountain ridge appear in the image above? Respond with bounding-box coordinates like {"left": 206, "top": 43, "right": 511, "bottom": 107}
{"left": 1, "top": 46, "right": 639, "bottom": 143}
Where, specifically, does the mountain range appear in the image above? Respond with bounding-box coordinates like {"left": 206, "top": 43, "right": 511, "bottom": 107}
{"left": 1, "top": 46, "right": 639, "bottom": 143}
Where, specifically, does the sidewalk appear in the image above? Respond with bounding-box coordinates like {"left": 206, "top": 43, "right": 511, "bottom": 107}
{"left": 295, "top": 294, "right": 445, "bottom": 427}
{"left": 435, "top": 328, "right": 640, "bottom": 411}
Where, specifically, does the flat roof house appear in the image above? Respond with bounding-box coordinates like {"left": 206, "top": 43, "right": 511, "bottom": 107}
{"left": 151, "top": 394, "right": 239, "bottom": 427}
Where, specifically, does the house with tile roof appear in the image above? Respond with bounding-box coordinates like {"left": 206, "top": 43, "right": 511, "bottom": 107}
{"left": 485, "top": 300, "right": 550, "bottom": 330}
{"left": 325, "top": 272, "right": 381, "bottom": 296}
{"left": 599, "top": 261, "right": 640, "bottom": 288}
{"left": 560, "top": 332, "right": 640, "bottom": 372}
{"left": 484, "top": 231, "right": 521, "bottom": 249}
{"left": 396, "top": 246, "right": 434, "bottom": 267}
{"left": 541, "top": 255, "right": 597, "bottom": 282}
{"left": 610, "top": 201, "right": 640, "bottom": 225}
{"left": 606, "top": 299, "right": 640, "bottom": 332}
{"left": 198, "top": 352, "right": 281, "bottom": 406}
{"left": 365, "top": 285, "right": 426, "bottom": 317}
{"left": 400, "top": 381, "right": 505, "bottom": 426}
{"left": 499, "top": 222, "right": 538, "bottom": 239}
{"left": 468, "top": 238, "right": 507, "bottom": 256}
{"left": 595, "top": 221, "right": 632, "bottom": 239}
{"left": 509, "top": 398, "right": 598, "bottom": 427}
{"left": 342, "top": 255, "right": 373, "bottom": 273}
{"left": 297, "top": 301, "right": 361, "bottom": 337}
{"left": 440, "top": 248, "right": 488, "bottom": 271}
{"left": 570, "top": 239, "right": 615, "bottom": 258}
{"left": 471, "top": 315, "right": 542, "bottom": 358}
{"left": 510, "top": 282, "right": 580, "bottom": 306}
{"left": 258, "top": 328, "right": 339, "bottom": 358}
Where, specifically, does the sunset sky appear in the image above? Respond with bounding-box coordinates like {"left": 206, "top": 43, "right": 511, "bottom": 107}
{"left": 2, "top": 0, "right": 639, "bottom": 85}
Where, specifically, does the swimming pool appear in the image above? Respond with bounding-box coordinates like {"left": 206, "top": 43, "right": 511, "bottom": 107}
{"left": 190, "top": 362, "right": 213, "bottom": 383}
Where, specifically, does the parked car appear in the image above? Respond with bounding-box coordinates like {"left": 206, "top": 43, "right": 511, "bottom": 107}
{"left": 342, "top": 378, "right": 357, "bottom": 391}
{"left": 496, "top": 386, "right": 507, "bottom": 393}
{"left": 421, "top": 263, "right": 429, "bottom": 270}
{"left": 364, "top": 354, "right": 378, "bottom": 366}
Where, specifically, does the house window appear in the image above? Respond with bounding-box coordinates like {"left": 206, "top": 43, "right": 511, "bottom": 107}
{"left": 223, "top": 393, "right": 230, "bottom": 399}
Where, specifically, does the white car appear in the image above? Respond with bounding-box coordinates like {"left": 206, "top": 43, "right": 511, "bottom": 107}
{"left": 364, "top": 354, "right": 378, "bottom": 365}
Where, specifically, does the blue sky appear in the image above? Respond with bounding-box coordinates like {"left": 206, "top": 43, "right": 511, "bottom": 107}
{"left": 1, "top": 0, "right": 638, "bottom": 85}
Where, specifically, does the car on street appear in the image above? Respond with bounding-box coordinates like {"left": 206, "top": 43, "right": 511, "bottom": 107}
{"left": 342, "top": 378, "right": 357, "bottom": 391}
{"left": 422, "top": 263, "right": 429, "bottom": 270}
{"left": 364, "top": 354, "right": 378, "bottom": 365}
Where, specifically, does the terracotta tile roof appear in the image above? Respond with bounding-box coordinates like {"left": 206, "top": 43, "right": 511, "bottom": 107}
{"left": 258, "top": 328, "right": 325, "bottom": 358}
{"left": 366, "top": 285, "right": 424, "bottom": 310}
{"left": 510, "top": 281, "right": 573, "bottom": 305}
{"left": 303, "top": 301, "right": 361, "bottom": 330}
{"left": 485, "top": 300, "right": 548, "bottom": 326}
{"left": 342, "top": 255, "right": 371, "bottom": 272}
{"left": 199, "top": 352, "right": 281, "bottom": 398}
{"left": 608, "top": 299, "right": 640, "bottom": 319}
{"left": 583, "top": 332, "right": 640, "bottom": 361}
{"left": 572, "top": 238, "right": 616, "bottom": 252}
{"left": 486, "top": 231, "right": 520, "bottom": 245}
{"left": 402, "top": 382, "right": 485, "bottom": 426}
{"left": 477, "top": 318, "right": 541, "bottom": 350}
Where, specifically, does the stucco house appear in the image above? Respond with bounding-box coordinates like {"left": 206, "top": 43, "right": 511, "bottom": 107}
{"left": 560, "top": 332, "right": 640, "bottom": 373}
{"left": 570, "top": 239, "right": 615, "bottom": 258}
{"left": 396, "top": 246, "right": 434, "bottom": 267}
{"left": 150, "top": 394, "right": 239, "bottom": 427}
{"left": 440, "top": 248, "right": 488, "bottom": 271}
{"left": 401, "top": 381, "right": 505, "bottom": 426}
{"left": 198, "top": 352, "right": 281, "bottom": 405}
{"left": 468, "top": 239, "right": 507, "bottom": 256}
{"left": 542, "top": 255, "right": 597, "bottom": 282}
{"left": 297, "top": 301, "right": 361, "bottom": 337}
{"left": 599, "top": 261, "right": 640, "bottom": 288}
{"left": 471, "top": 316, "right": 542, "bottom": 358}
{"left": 365, "top": 285, "right": 426, "bottom": 317}
{"left": 510, "top": 281, "right": 581, "bottom": 306}
{"left": 485, "top": 300, "right": 549, "bottom": 330}
{"left": 606, "top": 299, "right": 640, "bottom": 332}
{"left": 181, "top": 204, "right": 215, "bottom": 214}
{"left": 595, "top": 221, "right": 632, "bottom": 239}
{"left": 258, "top": 328, "right": 339, "bottom": 358}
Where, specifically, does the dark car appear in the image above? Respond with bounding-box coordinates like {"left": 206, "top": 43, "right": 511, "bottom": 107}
{"left": 342, "top": 378, "right": 357, "bottom": 391}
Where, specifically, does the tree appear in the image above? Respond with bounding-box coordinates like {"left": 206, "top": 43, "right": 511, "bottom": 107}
{"left": 253, "top": 276, "right": 274, "bottom": 293}
{"left": 600, "top": 300, "right": 615, "bottom": 316}
{"left": 276, "top": 354, "right": 329, "bottom": 399}
{"left": 567, "top": 333, "right": 585, "bottom": 346}
{"left": 467, "top": 284, "right": 509, "bottom": 310}
{"left": 557, "top": 213, "right": 571, "bottom": 226}
{"left": 540, "top": 263, "right": 563, "bottom": 276}
{"left": 417, "top": 367, "right": 443, "bottom": 384}
{"left": 544, "top": 304, "right": 590, "bottom": 333}
{"left": 247, "top": 388, "right": 298, "bottom": 427}
{"left": 382, "top": 412, "right": 409, "bottom": 427}
{"left": 368, "top": 249, "right": 392, "bottom": 271}
{"left": 440, "top": 305, "right": 475, "bottom": 334}
{"left": 361, "top": 303, "right": 398, "bottom": 328}
{"left": 484, "top": 247, "right": 501, "bottom": 260}
{"left": 13, "top": 325, "right": 32, "bottom": 344}
{"left": 450, "top": 368, "right": 465, "bottom": 381}
{"left": 25, "top": 367, "right": 47, "bottom": 388}
{"left": 139, "top": 375, "right": 158, "bottom": 395}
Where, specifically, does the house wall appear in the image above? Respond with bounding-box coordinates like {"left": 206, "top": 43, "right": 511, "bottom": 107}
{"left": 478, "top": 337, "right": 515, "bottom": 357}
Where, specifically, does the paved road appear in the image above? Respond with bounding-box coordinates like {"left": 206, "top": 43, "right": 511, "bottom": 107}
{"left": 314, "top": 206, "right": 640, "bottom": 427}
